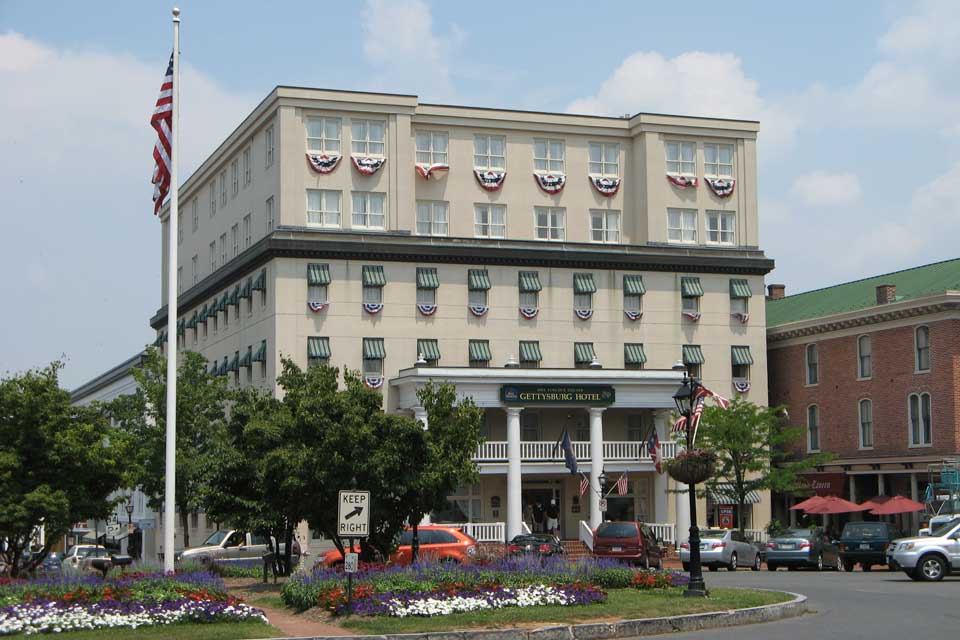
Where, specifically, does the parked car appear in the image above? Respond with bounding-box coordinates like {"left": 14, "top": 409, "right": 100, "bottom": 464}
{"left": 766, "top": 527, "right": 840, "bottom": 571}
{"left": 318, "top": 525, "right": 478, "bottom": 567}
{"left": 838, "top": 521, "right": 903, "bottom": 571}
{"left": 177, "top": 530, "right": 301, "bottom": 567}
{"left": 892, "top": 516, "right": 960, "bottom": 581}
{"left": 63, "top": 545, "right": 110, "bottom": 570}
{"left": 38, "top": 552, "right": 62, "bottom": 575}
{"left": 507, "top": 533, "right": 565, "bottom": 558}
{"left": 593, "top": 521, "right": 664, "bottom": 569}
{"left": 679, "top": 529, "right": 763, "bottom": 571}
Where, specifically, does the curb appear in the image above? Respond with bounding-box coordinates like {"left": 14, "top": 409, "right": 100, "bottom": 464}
{"left": 264, "top": 590, "right": 808, "bottom": 640}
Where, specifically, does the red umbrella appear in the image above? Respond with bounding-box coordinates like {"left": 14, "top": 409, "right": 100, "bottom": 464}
{"left": 806, "top": 495, "right": 870, "bottom": 514}
{"left": 858, "top": 495, "right": 892, "bottom": 510}
{"left": 790, "top": 495, "right": 826, "bottom": 511}
{"left": 868, "top": 495, "right": 925, "bottom": 515}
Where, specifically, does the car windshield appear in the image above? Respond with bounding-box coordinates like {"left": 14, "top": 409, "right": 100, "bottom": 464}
{"left": 931, "top": 517, "right": 960, "bottom": 538}
{"left": 784, "top": 529, "right": 814, "bottom": 539}
{"left": 78, "top": 547, "right": 103, "bottom": 558}
{"left": 510, "top": 536, "right": 540, "bottom": 544}
{"left": 700, "top": 529, "right": 728, "bottom": 539}
{"left": 842, "top": 523, "right": 886, "bottom": 539}
{"left": 596, "top": 523, "right": 638, "bottom": 538}
{"left": 203, "top": 530, "right": 230, "bottom": 546}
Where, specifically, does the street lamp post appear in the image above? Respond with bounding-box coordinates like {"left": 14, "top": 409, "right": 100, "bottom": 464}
{"left": 672, "top": 365, "right": 708, "bottom": 598}
{"left": 125, "top": 501, "right": 135, "bottom": 558}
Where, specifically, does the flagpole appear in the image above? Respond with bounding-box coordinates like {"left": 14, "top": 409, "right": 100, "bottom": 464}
{"left": 163, "top": 6, "right": 181, "bottom": 574}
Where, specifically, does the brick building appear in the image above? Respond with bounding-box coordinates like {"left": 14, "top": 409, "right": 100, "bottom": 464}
{"left": 766, "top": 259, "right": 960, "bottom": 533}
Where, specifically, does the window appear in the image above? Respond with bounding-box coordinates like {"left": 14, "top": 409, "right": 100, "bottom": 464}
{"left": 192, "top": 255, "right": 198, "bottom": 285}
{"left": 680, "top": 277, "right": 702, "bottom": 316}
{"left": 307, "top": 337, "right": 331, "bottom": 368}
{"left": 416, "top": 201, "right": 448, "bottom": 236}
{"left": 590, "top": 210, "right": 621, "bottom": 243}
{"left": 209, "top": 183, "right": 216, "bottom": 217}
{"left": 682, "top": 345, "right": 704, "bottom": 380}
{"left": 352, "top": 192, "right": 386, "bottom": 229}
{"left": 915, "top": 326, "right": 930, "bottom": 371}
{"left": 219, "top": 233, "right": 227, "bottom": 266}
{"left": 243, "top": 214, "right": 251, "bottom": 249}
{"left": 307, "top": 263, "right": 329, "bottom": 304}
{"left": 362, "top": 354, "right": 383, "bottom": 377}
{"left": 209, "top": 241, "right": 216, "bottom": 273}
{"left": 306, "top": 117, "right": 341, "bottom": 154}
{"left": 666, "top": 141, "right": 696, "bottom": 175}
{"left": 363, "top": 282, "right": 382, "bottom": 304}
{"left": 858, "top": 335, "right": 872, "bottom": 379}
{"left": 535, "top": 207, "right": 565, "bottom": 240}
{"left": 729, "top": 279, "right": 751, "bottom": 318}
{"left": 574, "top": 342, "right": 597, "bottom": 369}
{"left": 704, "top": 143, "right": 734, "bottom": 178}
{"left": 667, "top": 208, "right": 697, "bottom": 243}
{"left": 191, "top": 198, "right": 198, "bottom": 232}
{"left": 731, "top": 346, "right": 753, "bottom": 380}
{"left": 177, "top": 267, "right": 182, "bottom": 294}
{"left": 573, "top": 273, "right": 595, "bottom": 313}
{"left": 230, "top": 159, "right": 239, "bottom": 196}
{"left": 416, "top": 338, "right": 440, "bottom": 366}
{"left": 467, "top": 269, "right": 490, "bottom": 308}
{"left": 807, "top": 405, "right": 820, "bottom": 452}
{"left": 177, "top": 211, "right": 183, "bottom": 244}
{"left": 533, "top": 138, "right": 564, "bottom": 172}
{"left": 474, "top": 204, "right": 506, "bottom": 238}
{"left": 588, "top": 142, "right": 619, "bottom": 176}
{"left": 623, "top": 275, "right": 644, "bottom": 316}
{"left": 806, "top": 344, "right": 819, "bottom": 385}
{"left": 415, "top": 131, "right": 448, "bottom": 165}
{"left": 231, "top": 224, "right": 239, "bottom": 258}
{"left": 859, "top": 399, "right": 873, "bottom": 448}
{"left": 265, "top": 196, "right": 274, "bottom": 232}
{"left": 474, "top": 134, "right": 505, "bottom": 170}
{"left": 219, "top": 170, "right": 227, "bottom": 206}
{"left": 908, "top": 393, "right": 932, "bottom": 446}
{"left": 416, "top": 267, "right": 438, "bottom": 306}
{"left": 624, "top": 344, "right": 646, "bottom": 370}
{"left": 521, "top": 413, "right": 541, "bottom": 440}
{"left": 519, "top": 271, "right": 541, "bottom": 309}
{"left": 265, "top": 125, "right": 274, "bottom": 167}
{"left": 307, "top": 189, "right": 341, "bottom": 227}
{"left": 706, "top": 211, "right": 735, "bottom": 245}
{"left": 242, "top": 147, "right": 251, "bottom": 186}
{"left": 627, "top": 415, "right": 645, "bottom": 441}
{"left": 417, "top": 284, "right": 436, "bottom": 306}
{"left": 519, "top": 340, "right": 541, "bottom": 369}
{"left": 351, "top": 120, "right": 385, "bottom": 156}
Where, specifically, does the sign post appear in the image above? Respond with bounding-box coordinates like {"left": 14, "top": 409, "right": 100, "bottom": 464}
{"left": 338, "top": 490, "right": 370, "bottom": 615}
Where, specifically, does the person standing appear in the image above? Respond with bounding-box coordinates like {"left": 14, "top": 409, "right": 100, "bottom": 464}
{"left": 533, "top": 500, "right": 545, "bottom": 533}
{"left": 546, "top": 498, "right": 560, "bottom": 536}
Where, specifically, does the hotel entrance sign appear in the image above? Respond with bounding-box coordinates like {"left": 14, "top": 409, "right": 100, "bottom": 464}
{"left": 500, "top": 384, "right": 615, "bottom": 405}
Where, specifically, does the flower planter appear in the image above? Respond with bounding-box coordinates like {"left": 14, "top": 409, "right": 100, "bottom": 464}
{"left": 666, "top": 450, "right": 717, "bottom": 485}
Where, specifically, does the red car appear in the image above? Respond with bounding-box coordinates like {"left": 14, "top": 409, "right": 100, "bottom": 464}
{"left": 592, "top": 521, "right": 664, "bottom": 569}
{"left": 318, "top": 525, "right": 478, "bottom": 567}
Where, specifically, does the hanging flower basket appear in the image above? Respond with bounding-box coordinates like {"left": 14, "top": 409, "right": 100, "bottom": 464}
{"left": 665, "top": 449, "right": 718, "bottom": 485}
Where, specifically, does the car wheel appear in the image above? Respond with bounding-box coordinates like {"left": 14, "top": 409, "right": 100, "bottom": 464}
{"left": 843, "top": 560, "right": 856, "bottom": 572}
{"left": 654, "top": 555, "right": 663, "bottom": 570}
{"left": 709, "top": 564, "right": 718, "bottom": 572}
{"left": 728, "top": 553, "right": 738, "bottom": 571}
{"left": 862, "top": 563, "right": 872, "bottom": 572}
{"left": 752, "top": 554, "right": 762, "bottom": 571}
{"left": 907, "top": 569, "right": 922, "bottom": 581}
{"left": 816, "top": 553, "right": 823, "bottom": 571}
{"left": 767, "top": 563, "right": 778, "bottom": 572}
{"left": 917, "top": 554, "right": 946, "bottom": 582}
{"left": 787, "top": 565, "right": 797, "bottom": 571}
{"left": 682, "top": 562, "right": 690, "bottom": 572}
{"left": 640, "top": 554, "right": 650, "bottom": 570}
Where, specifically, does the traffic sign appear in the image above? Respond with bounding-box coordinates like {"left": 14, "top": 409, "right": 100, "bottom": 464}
{"left": 338, "top": 490, "right": 371, "bottom": 538}
{"left": 344, "top": 552, "right": 359, "bottom": 573}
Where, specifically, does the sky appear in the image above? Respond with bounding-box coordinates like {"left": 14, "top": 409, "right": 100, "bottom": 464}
{"left": 2, "top": 0, "right": 959, "bottom": 389}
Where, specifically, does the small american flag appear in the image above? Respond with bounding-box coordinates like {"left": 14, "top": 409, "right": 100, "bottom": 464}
{"left": 647, "top": 431, "right": 662, "bottom": 474}
{"left": 615, "top": 473, "right": 629, "bottom": 496}
{"left": 151, "top": 54, "right": 174, "bottom": 215}
{"left": 671, "top": 415, "right": 688, "bottom": 433}
{"left": 579, "top": 474, "right": 589, "bottom": 497}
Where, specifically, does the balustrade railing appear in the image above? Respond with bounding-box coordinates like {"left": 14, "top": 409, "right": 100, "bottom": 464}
{"left": 648, "top": 522, "right": 676, "bottom": 545}
{"left": 474, "top": 440, "right": 677, "bottom": 463}
{"left": 445, "top": 522, "right": 506, "bottom": 543}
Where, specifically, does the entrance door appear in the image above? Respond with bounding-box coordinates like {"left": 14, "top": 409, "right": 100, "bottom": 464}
{"left": 522, "top": 487, "right": 562, "bottom": 537}
{"left": 605, "top": 497, "right": 635, "bottom": 522}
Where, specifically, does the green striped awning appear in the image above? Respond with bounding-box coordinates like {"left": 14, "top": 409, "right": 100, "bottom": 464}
{"left": 177, "top": 319, "right": 185, "bottom": 337}
{"left": 731, "top": 346, "right": 754, "bottom": 366}
{"left": 186, "top": 312, "right": 198, "bottom": 330}
{"left": 682, "top": 345, "right": 705, "bottom": 365}
{"left": 362, "top": 265, "right": 386, "bottom": 287}
{"left": 198, "top": 304, "right": 209, "bottom": 324}
{"left": 220, "top": 292, "right": 230, "bottom": 310}
{"left": 623, "top": 275, "right": 645, "bottom": 295}
{"left": 573, "top": 273, "right": 597, "bottom": 294}
{"left": 729, "top": 279, "right": 752, "bottom": 299}
{"left": 574, "top": 342, "right": 596, "bottom": 364}
{"left": 468, "top": 269, "right": 491, "bottom": 291}
{"left": 708, "top": 483, "right": 762, "bottom": 505}
{"left": 518, "top": 271, "right": 542, "bottom": 292}
{"left": 416, "top": 267, "right": 440, "bottom": 289}
{"left": 308, "top": 336, "right": 331, "bottom": 359}
{"left": 240, "top": 279, "right": 252, "bottom": 299}
{"left": 239, "top": 348, "right": 252, "bottom": 368}
{"left": 252, "top": 269, "right": 266, "bottom": 291}
{"left": 228, "top": 285, "right": 240, "bottom": 306}
{"left": 362, "top": 337, "right": 386, "bottom": 359}
{"left": 208, "top": 361, "right": 219, "bottom": 376}
{"left": 308, "top": 264, "right": 331, "bottom": 286}
{"left": 154, "top": 332, "right": 165, "bottom": 347}
{"left": 417, "top": 338, "right": 441, "bottom": 360}
{"left": 228, "top": 353, "right": 240, "bottom": 372}
{"left": 468, "top": 339, "right": 492, "bottom": 362}
{"left": 624, "top": 343, "right": 647, "bottom": 365}
{"left": 681, "top": 277, "right": 704, "bottom": 297}
{"left": 519, "top": 341, "right": 542, "bottom": 362}
{"left": 252, "top": 340, "right": 267, "bottom": 363}
{"left": 210, "top": 298, "right": 221, "bottom": 314}
{"left": 220, "top": 356, "right": 229, "bottom": 376}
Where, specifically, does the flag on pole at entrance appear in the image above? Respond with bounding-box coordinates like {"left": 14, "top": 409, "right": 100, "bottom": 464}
{"left": 647, "top": 431, "right": 662, "bottom": 474}
{"left": 556, "top": 430, "right": 578, "bottom": 475}
{"left": 671, "top": 415, "right": 687, "bottom": 433}
{"left": 579, "top": 474, "right": 589, "bottom": 497}
{"left": 615, "top": 473, "right": 629, "bottom": 496}
{"left": 151, "top": 54, "right": 174, "bottom": 215}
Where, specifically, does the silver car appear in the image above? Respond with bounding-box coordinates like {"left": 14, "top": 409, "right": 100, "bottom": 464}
{"left": 892, "top": 516, "right": 960, "bottom": 581}
{"left": 679, "top": 529, "right": 762, "bottom": 571}
{"left": 177, "top": 530, "right": 300, "bottom": 567}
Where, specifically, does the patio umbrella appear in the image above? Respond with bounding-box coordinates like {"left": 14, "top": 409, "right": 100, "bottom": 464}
{"left": 805, "top": 495, "right": 869, "bottom": 514}
{"left": 790, "top": 495, "right": 826, "bottom": 511}
{"left": 868, "top": 495, "right": 925, "bottom": 515}
{"left": 858, "top": 495, "right": 892, "bottom": 510}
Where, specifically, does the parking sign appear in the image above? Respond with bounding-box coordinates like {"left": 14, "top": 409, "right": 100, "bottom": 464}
{"left": 344, "top": 552, "right": 359, "bottom": 573}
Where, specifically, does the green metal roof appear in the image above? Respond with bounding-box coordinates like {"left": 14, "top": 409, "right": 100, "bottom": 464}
{"left": 468, "top": 269, "right": 491, "bottom": 291}
{"left": 416, "top": 267, "right": 440, "bottom": 289}
{"left": 308, "top": 336, "right": 331, "bottom": 359}
{"left": 518, "top": 271, "right": 542, "bottom": 292}
{"left": 519, "top": 340, "right": 542, "bottom": 362}
{"left": 574, "top": 342, "right": 596, "bottom": 364}
{"left": 623, "top": 274, "right": 645, "bottom": 295}
{"left": 468, "top": 339, "right": 492, "bottom": 362}
{"left": 731, "top": 345, "right": 754, "bottom": 366}
{"left": 766, "top": 258, "right": 960, "bottom": 327}
{"left": 624, "top": 343, "right": 647, "bottom": 365}
{"left": 308, "top": 263, "right": 331, "bottom": 286}
{"left": 417, "top": 338, "right": 441, "bottom": 361}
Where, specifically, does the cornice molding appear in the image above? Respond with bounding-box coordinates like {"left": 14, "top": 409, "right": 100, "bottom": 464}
{"left": 768, "top": 299, "right": 960, "bottom": 342}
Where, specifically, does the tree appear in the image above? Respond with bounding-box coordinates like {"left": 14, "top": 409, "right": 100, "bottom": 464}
{"left": 109, "top": 347, "right": 227, "bottom": 550}
{"left": 697, "top": 397, "right": 835, "bottom": 535}
{"left": 0, "top": 362, "right": 125, "bottom": 577}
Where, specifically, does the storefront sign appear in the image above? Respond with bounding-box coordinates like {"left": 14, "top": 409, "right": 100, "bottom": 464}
{"left": 801, "top": 472, "right": 846, "bottom": 497}
{"left": 500, "top": 384, "right": 615, "bottom": 405}
{"left": 718, "top": 506, "right": 734, "bottom": 529}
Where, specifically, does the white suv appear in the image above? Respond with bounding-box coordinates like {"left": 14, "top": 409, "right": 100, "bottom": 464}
{"left": 892, "top": 516, "right": 960, "bottom": 581}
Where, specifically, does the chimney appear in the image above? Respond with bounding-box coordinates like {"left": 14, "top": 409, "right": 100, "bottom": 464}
{"left": 876, "top": 283, "right": 897, "bottom": 305}
{"left": 766, "top": 284, "right": 786, "bottom": 300}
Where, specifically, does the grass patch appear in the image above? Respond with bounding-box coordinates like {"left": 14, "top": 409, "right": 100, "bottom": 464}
{"left": 340, "top": 588, "right": 790, "bottom": 634}
{"left": 33, "top": 620, "right": 285, "bottom": 639}
{"left": 247, "top": 594, "right": 289, "bottom": 610}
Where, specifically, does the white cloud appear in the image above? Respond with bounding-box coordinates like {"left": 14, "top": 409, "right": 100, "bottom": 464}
{"left": 788, "top": 172, "right": 862, "bottom": 207}
{"left": 878, "top": 0, "right": 960, "bottom": 59}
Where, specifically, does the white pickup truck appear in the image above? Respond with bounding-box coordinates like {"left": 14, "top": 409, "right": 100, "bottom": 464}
{"left": 176, "top": 530, "right": 300, "bottom": 566}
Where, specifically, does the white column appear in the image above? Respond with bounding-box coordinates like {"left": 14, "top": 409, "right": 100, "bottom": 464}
{"left": 653, "top": 411, "right": 669, "bottom": 525}
{"left": 589, "top": 408, "right": 605, "bottom": 529}
{"left": 878, "top": 474, "right": 886, "bottom": 496}
{"left": 412, "top": 407, "right": 428, "bottom": 430}
{"left": 910, "top": 473, "right": 920, "bottom": 534}
{"left": 675, "top": 480, "right": 690, "bottom": 544}
{"left": 506, "top": 407, "right": 523, "bottom": 540}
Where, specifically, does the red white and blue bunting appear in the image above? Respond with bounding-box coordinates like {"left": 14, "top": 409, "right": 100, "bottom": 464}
{"left": 308, "top": 301, "right": 328, "bottom": 313}
{"left": 519, "top": 307, "right": 539, "bottom": 320}
{"left": 363, "top": 303, "right": 384, "bottom": 315}
{"left": 706, "top": 177, "right": 735, "bottom": 198}
{"left": 474, "top": 169, "right": 506, "bottom": 191}
{"left": 418, "top": 304, "right": 438, "bottom": 316}
{"left": 667, "top": 174, "right": 698, "bottom": 188}
{"left": 306, "top": 153, "right": 341, "bottom": 174}
{"left": 469, "top": 305, "right": 489, "bottom": 318}
{"left": 534, "top": 173, "right": 566, "bottom": 194}
{"left": 575, "top": 308, "right": 594, "bottom": 321}
{"left": 624, "top": 310, "right": 643, "bottom": 322}
{"left": 590, "top": 176, "right": 621, "bottom": 197}
{"left": 682, "top": 311, "right": 702, "bottom": 322}
{"left": 352, "top": 156, "right": 386, "bottom": 176}
{"left": 416, "top": 163, "right": 450, "bottom": 180}
{"left": 733, "top": 380, "right": 751, "bottom": 394}
{"left": 364, "top": 376, "right": 384, "bottom": 389}
{"left": 732, "top": 312, "right": 750, "bottom": 324}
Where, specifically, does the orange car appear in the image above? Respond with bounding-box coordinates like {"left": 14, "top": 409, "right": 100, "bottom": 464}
{"left": 318, "top": 525, "right": 478, "bottom": 567}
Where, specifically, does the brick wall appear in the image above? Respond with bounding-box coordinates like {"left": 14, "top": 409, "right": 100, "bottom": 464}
{"left": 768, "top": 318, "right": 959, "bottom": 459}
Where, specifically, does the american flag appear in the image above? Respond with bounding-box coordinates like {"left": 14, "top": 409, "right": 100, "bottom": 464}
{"left": 671, "top": 384, "right": 730, "bottom": 435}
{"left": 579, "top": 474, "right": 589, "bottom": 497}
{"left": 647, "top": 431, "right": 662, "bottom": 474}
{"left": 151, "top": 54, "right": 174, "bottom": 215}
{"left": 615, "top": 473, "right": 629, "bottom": 496}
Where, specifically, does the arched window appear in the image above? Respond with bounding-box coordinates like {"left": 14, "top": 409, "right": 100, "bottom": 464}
{"left": 859, "top": 399, "right": 873, "bottom": 448}
{"left": 806, "top": 344, "right": 819, "bottom": 385}
{"left": 908, "top": 393, "right": 932, "bottom": 446}
{"left": 807, "top": 405, "right": 820, "bottom": 452}
{"left": 915, "top": 326, "right": 930, "bottom": 371}
{"left": 857, "top": 335, "right": 872, "bottom": 379}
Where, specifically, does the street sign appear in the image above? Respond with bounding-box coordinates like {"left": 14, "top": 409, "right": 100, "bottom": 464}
{"left": 599, "top": 498, "right": 608, "bottom": 512}
{"left": 338, "top": 490, "right": 371, "bottom": 538}
{"left": 344, "top": 552, "right": 359, "bottom": 573}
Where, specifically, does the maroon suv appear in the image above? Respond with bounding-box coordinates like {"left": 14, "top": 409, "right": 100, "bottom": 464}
{"left": 592, "top": 521, "right": 663, "bottom": 569}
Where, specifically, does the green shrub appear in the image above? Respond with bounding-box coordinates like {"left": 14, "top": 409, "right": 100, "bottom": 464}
{"left": 586, "top": 566, "right": 637, "bottom": 589}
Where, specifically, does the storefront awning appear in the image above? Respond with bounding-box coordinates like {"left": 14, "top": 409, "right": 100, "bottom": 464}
{"left": 709, "top": 483, "right": 762, "bottom": 504}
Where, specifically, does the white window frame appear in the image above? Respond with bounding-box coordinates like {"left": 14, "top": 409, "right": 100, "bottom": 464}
{"left": 667, "top": 208, "right": 698, "bottom": 244}
{"left": 265, "top": 196, "right": 275, "bottom": 232}
{"left": 219, "top": 233, "right": 226, "bottom": 267}
{"left": 219, "top": 170, "right": 227, "bottom": 206}
{"left": 624, "top": 292, "right": 642, "bottom": 314}
{"left": 351, "top": 192, "right": 386, "bottom": 229}
{"left": 416, "top": 201, "right": 449, "bottom": 236}
{"left": 468, "top": 289, "right": 488, "bottom": 307}
{"left": 473, "top": 134, "right": 505, "bottom": 170}
{"left": 908, "top": 393, "right": 932, "bottom": 446}
{"left": 533, "top": 138, "right": 564, "bottom": 173}
{"left": 209, "top": 241, "right": 216, "bottom": 273}
{"left": 243, "top": 214, "right": 251, "bottom": 249}
{"left": 230, "top": 159, "right": 239, "bottom": 196}
{"left": 305, "top": 116, "right": 341, "bottom": 154}
{"left": 265, "top": 125, "right": 274, "bottom": 167}
{"left": 857, "top": 335, "right": 872, "bottom": 379}
{"left": 731, "top": 296, "right": 748, "bottom": 316}
{"left": 805, "top": 344, "right": 819, "bottom": 385}
{"left": 415, "top": 130, "right": 448, "bottom": 165}
{"left": 703, "top": 142, "right": 734, "bottom": 178}
{"left": 362, "top": 356, "right": 383, "bottom": 377}
{"left": 681, "top": 295, "right": 699, "bottom": 314}
{"left": 474, "top": 204, "right": 506, "bottom": 238}
{"left": 209, "top": 183, "right": 216, "bottom": 217}
{"left": 416, "top": 287, "right": 436, "bottom": 306}
{"left": 915, "top": 326, "right": 930, "bottom": 372}
{"left": 732, "top": 361, "right": 750, "bottom": 381}
{"left": 574, "top": 292, "right": 593, "bottom": 312}
{"left": 590, "top": 209, "right": 621, "bottom": 243}
{"left": 242, "top": 146, "right": 252, "bottom": 186}
{"left": 520, "top": 289, "right": 538, "bottom": 309}
{"left": 807, "top": 404, "right": 820, "bottom": 452}
{"left": 308, "top": 283, "right": 328, "bottom": 304}
{"left": 666, "top": 141, "right": 696, "bottom": 176}
{"left": 351, "top": 119, "right": 385, "bottom": 156}
{"left": 362, "top": 285, "right": 383, "bottom": 304}
{"left": 307, "top": 189, "right": 342, "bottom": 228}
{"left": 191, "top": 198, "right": 198, "bottom": 232}
{"left": 859, "top": 399, "right": 873, "bottom": 449}
{"left": 191, "top": 255, "right": 198, "bottom": 285}
{"left": 588, "top": 142, "right": 619, "bottom": 177}
{"left": 535, "top": 207, "right": 565, "bottom": 241}
{"left": 706, "top": 211, "right": 735, "bottom": 245}
{"left": 176, "top": 267, "right": 182, "bottom": 294}
{"left": 231, "top": 224, "right": 239, "bottom": 258}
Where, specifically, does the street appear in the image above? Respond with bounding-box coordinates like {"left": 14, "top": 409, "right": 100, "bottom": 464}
{"left": 654, "top": 568, "right": 958, "bottom": 639}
